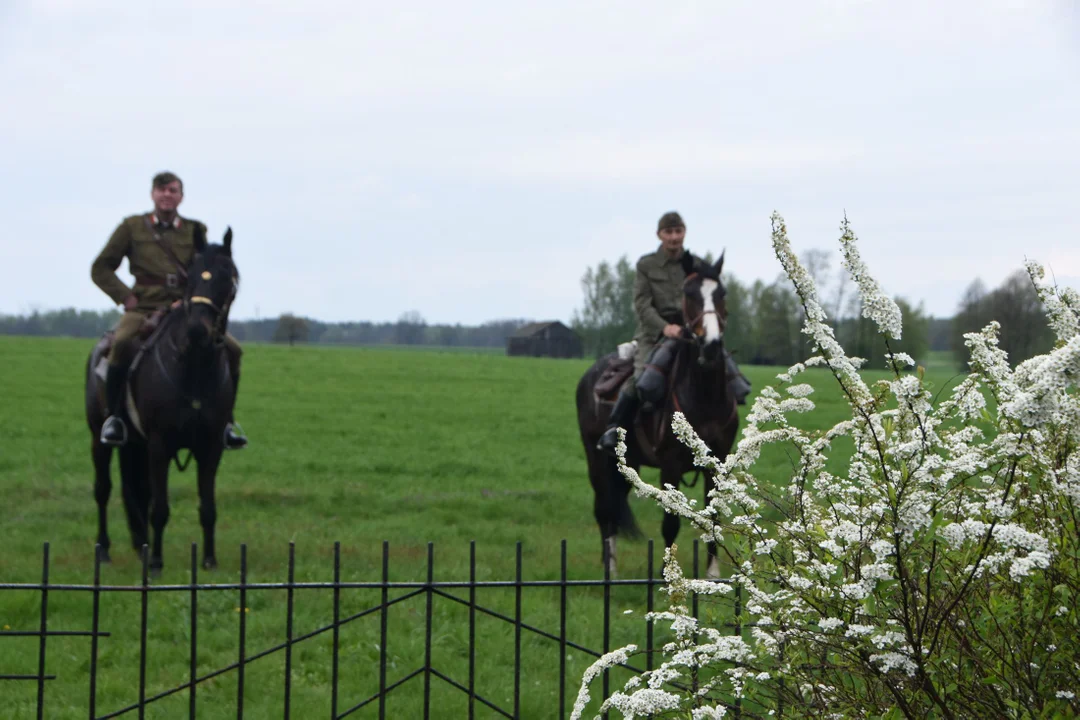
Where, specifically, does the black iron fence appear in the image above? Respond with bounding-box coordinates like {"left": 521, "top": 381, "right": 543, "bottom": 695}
{"left": 1, "top": 539, "right": 747, "bottom": 719}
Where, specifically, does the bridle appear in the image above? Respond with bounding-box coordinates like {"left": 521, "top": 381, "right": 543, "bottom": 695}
{"left": 681, "top": 272, "right": 727, "bottom": 345}
{"left": 186, "top": 273, "right": 238, "bottom": 343}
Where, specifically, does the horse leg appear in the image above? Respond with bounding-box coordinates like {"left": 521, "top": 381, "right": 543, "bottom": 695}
{"left": 705, "top": 470, "right": 721, "bottom": 579}
{"left": 585, "top": 440, "right": 618, "bottom": 577}
{"left": 660, "top": 465, "right": 682, "bottom": 572}
{"left": 119, "top": 443, "right": 149, "bottom": 554}
{"left": 92, "top": 437, "right": 113, "bottom": 564}
{"left": 146, "top": 435, "right": 171, "bottom": 576}
{"left": 195, "top": 444, "right": 223, "bottom": 570}
{"left": 706, "top": 423, "right": 738, "bottom": 581}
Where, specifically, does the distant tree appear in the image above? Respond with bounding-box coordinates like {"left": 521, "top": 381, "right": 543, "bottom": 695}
{"left": 721, "top": 274, "right": 752, "bottom": 362}
{"left": 927, "top": 316, "right": 952, "bottom": 352}
{"left": 0, "top": 307, "right": 121, "bottom": 338}
{"left": 395, "top": 310, "right": 427, "bottom": 345}
{"left": 800, "top": 248, "right": 832, "bottom": 296}
{"left": 839, "top": 296, "right": 930, "bottom": 370}
{"left": 952, "top": 270, "right": 1054, "bottom": 369}
{"left": 273, "top": 313, "right": 309, "bottom": 346}
{"left": 434, "top": 324, "right": 461, "bottom": 347}
{"left": 571, "top": 255, "right": 636, "bottom": 357}
{"left": 748, "top": 277, "right": 805, "bottom": 366}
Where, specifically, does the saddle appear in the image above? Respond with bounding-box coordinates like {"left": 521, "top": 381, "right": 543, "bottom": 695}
{"left": 595, "top": 356, "right": 633, "bottom": 402}
{"left": 595, "top": 340, "right": 638, "bottom": 402}
{"left": 91, "top": 308, "right": 170, "bottom": 381}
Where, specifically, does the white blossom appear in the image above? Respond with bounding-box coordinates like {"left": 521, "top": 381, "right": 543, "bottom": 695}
{"left": 839, "top": 215, "right": 903, "bottom": 340}
{"left": 576, "top": 214, "right": 1078, "bottom": 718}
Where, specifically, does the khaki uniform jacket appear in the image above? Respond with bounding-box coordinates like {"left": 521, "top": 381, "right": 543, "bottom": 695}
{"left": 91, "top": 213, "right": 206, "bottom": 312}
{"left": 631, "top": 246, "right": 703, "bottom": 375}
{"left": 632, "top": 246, "right": 701, "bottom": 345}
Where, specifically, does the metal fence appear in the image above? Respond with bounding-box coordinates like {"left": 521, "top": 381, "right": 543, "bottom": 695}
{"left": 0, "top": 539, "right": 746, "bottom": 719}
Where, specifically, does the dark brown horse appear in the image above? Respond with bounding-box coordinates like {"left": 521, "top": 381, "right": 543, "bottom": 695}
{"left": 576, "top": 252, "right": 740, "bottom": 578}
{"left": 85, "top": 227, "right": 240, "bottom": 575}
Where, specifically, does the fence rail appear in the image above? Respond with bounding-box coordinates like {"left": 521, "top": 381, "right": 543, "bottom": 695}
{"left": 0, "top": 539, "right": 749, "bottom": 719}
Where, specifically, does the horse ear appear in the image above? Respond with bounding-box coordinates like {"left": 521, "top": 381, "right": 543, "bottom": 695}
{"left": 223, "top": 226, "right": 232, "bottom": 255}
{"left": 713, "top": 249, "right": 725, "bottom": 276}
{"left": 680, "top": 249, "right": 695, "bottom": 276}
{"left": 193, "top": 223, "right": 207, "bottom": 253}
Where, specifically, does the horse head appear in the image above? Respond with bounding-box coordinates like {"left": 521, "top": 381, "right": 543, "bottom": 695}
{"left": 184, "top": 226, "right": 238, "bottom": 349}
{"left": 680, "top": 250, "right": 728, "bottom": 367}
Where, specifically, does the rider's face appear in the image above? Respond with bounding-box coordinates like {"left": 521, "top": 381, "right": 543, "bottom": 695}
{"left": 151, "top": 181, "right": 184, "bottom": 215}
{"left": 658, "top": 226, "right": 685, "bottom": 256}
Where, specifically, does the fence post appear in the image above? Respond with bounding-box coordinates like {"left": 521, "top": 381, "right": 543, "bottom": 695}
{"left": 514, "top": 542, "right": 522, "bottom": 719}
{"left": 331, "top": 542, "right": 341, "bottom": 719}
{"left": 238, "top": 544, "right": 248, "bottom": 719}
{"left": 646, "top": 539, "right": 654, "bottom": 673}
{"left": 468, "top": 540, "right": 476, "bottom": 720}
{"left": 284, "top": 542, "right": 295, "bottom": 720}
{"left": 602, "top": 539, "right": 611, "bottom": 716}
{"left": 559, "top": 539, "right": 567, "bottom": 720}
{"left": 36, "top": 542, "right": 50, "bottom": 720}
{"left": 89, "top": 544, "right": 102, "bottom": 720}
{"left": 378, "top": 541, "right": 389, "bottom": 720}
{"left": 190, "top": 542, "right": 199, "bottom": 720}
{"left": 424, "top": 542, "right": 434, "bottom": 719}
{"left": 138, "top": 545, "right": 149, "bottom": 720}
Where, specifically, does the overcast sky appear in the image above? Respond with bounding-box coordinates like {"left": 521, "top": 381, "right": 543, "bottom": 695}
{"left": 2, "top": 1, "right": 1078, "bottom": 326}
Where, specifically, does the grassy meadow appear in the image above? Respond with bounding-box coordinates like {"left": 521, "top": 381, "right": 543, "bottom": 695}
{"left": 0, "top": 336, "right": 964, "bottom": 718}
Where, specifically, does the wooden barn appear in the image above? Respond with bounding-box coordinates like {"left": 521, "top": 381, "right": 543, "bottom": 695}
{"left": 506, "top": 321, "right": 584, "bottom": 359}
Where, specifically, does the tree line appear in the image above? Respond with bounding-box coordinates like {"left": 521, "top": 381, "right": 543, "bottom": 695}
{"left": 570, "top": 249, "right": 1057, "bottom": 370}
{"left": 2, "top": 259, "right": 1058, "bottom": 367}
{"left": 0, "top": 308, "right": 530, "bottom": 350}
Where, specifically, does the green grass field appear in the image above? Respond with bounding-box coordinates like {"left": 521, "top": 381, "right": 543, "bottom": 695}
{"left": 0, "top": 336, "right": 963, "bottom": 718}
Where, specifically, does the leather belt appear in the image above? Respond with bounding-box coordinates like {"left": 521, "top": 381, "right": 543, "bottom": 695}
{"left": 135, "top": 273, "right": 184, "bottom": 288}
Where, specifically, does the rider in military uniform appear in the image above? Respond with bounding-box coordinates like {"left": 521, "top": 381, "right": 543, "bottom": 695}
{"left": 91, "top": 171, "right": 248, "bottom": 449}
{"left": 596, "top": 211, "right": 751, "bottom": 455}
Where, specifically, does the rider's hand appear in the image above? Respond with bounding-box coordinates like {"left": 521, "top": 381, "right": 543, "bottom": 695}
{"left": 662, "top": 324, "right": 683, "bottom": 339}
{"left": 122, "top": 294, "right": 138, "bottom": 311}
{"left": 171, "top": 299, "right": 183, "bottom": 309}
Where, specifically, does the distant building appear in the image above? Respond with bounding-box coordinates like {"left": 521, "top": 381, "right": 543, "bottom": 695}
{"left": 506, "top": 321, "right": 584, "bottom": 359}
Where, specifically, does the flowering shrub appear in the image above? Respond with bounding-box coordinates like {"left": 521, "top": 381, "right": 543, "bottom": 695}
{"left": 572, "top": 212, "right": 1080, "bottom": 719}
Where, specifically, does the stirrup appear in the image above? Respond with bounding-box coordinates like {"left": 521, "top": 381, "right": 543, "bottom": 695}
{"left": 224, "top": 422, "right": 248, "bottom": 450}
{"left": 100, "top": 416, "right": 128, "bottom": 446}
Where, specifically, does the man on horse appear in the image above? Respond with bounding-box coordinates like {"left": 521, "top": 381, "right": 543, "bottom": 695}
{"left": 596, "top": 211, "right": 751, "bottom": 455}
{"left": 90, "top": 171, "right": 248, "bottom": 449}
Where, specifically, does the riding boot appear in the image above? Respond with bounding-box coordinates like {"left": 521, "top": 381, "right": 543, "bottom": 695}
{"left": 224, "top": 369, "right": 248, "bottom": 450}
{"left": 725, "top": 349, "right": 752, "bottom": 405}
{"left": 100, "top": 364, "right": 129, "bottom": 446}
{"left": 596, "top": 386, "right": 640, "bottom": 456}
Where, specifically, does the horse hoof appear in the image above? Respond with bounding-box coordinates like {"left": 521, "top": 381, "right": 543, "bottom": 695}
{"left": 97, "top": 548, "right": 112, "bottom": 564}
{"left": 203, "top": 557, "right": 218, "bottom": 571}
{"left": 149, "top": 566, "right": 163, "bottom": 580}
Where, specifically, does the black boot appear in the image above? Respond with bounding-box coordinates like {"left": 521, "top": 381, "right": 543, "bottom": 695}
{"left": 224, "top": 370, "right": 247, "bottom": 450}
{"left": 224, "top": 423, "right": 247, "bottom": 449}
{"left": 596, "top": 386, "right": 640, "bottom": 456}
{"left": 100, "top": 364, "right": 129, "bottom": 446}
{"left": 725, "top": 350, "right": 752, "bottom": 405}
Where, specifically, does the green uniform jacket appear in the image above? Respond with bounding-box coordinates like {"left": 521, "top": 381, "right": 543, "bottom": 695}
{"left": 91, "top": 213, "right": 206, "bottom": 311}
{"left": 632, "top": 246, "right": 701, "bottom": 346}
